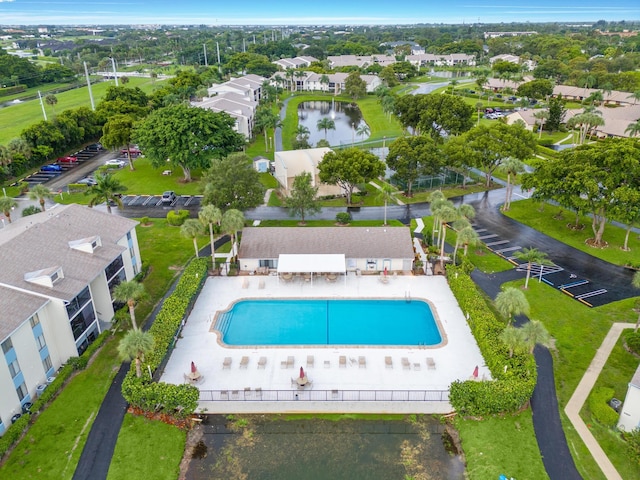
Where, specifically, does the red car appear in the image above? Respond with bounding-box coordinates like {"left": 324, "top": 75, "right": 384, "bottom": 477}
{"left": 57, "top": 156, "right": 78, "bottom": 163}
{"left": 121, "top": 147, "right": 141, "bottom": 157}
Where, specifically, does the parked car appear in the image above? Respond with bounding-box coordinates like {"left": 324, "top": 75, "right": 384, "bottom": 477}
{"left": 41, "top": 164, "right": 62, "bottom": 172}
{"left": 485, "top": 108, "right": 494, "bottom": 114}
{"left": 105, "top": 159, "right": 126, "bottom": 168}
{"left": 121, "top": 147, "right": 142, "bottom": 157}
{"left": 76, "top": 177, "right": 97, "bottom": 186}
{"left": 161, "top": 191, "right": 177, "bottom": 204}
{"left": 86, "top": 143, "right": 103, "bottom": 152}
{"left": 57, "top": 156, "right": 78, "bottom": 163}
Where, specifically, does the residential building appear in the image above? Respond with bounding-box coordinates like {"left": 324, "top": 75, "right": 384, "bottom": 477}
{"left": 237, "top": 227, "right": 415, "bottom": 274}
{"left": 272, "top": 71, "right": 382, "bottom": 94}
{"left": 552, "top": 85, "right": 637, "bottom": 106}
{"left": 207, "top": 74, "right": 266, "bottom": 103}
{"left": 272, "top": 55, "right": 318, "bottom": 70}
{"left": 380, "top": 41, "right": 424, "bottom": 55}
{"left": 0, "top": 204, "right": 140, "bottom": 434}
{"left": 483, "top": 31, "right": 538, "bottom": 39}
{"left": 192, "top": 91, "right": 257, "bottom": 138}
{"left": 618, "top": 363, "right": 640, "bottom": 432}
{"left": 327, "top": 54, "right": 397, "bottom": 69}
{"left": 489, "top": 54, "right": 536, "bottom": 71}
{"left": 407, "top": 53, "right": 476, "bottom": 67}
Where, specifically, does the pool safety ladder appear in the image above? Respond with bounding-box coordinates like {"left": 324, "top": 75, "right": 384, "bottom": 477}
{"left": 405, "top": 290, "right": 411, "bottom": 303}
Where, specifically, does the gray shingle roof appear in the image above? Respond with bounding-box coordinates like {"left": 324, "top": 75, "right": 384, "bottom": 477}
{"left": 238, "top": 227, "right": 414, "bottom": 259}
{"left": 0, "top": 286, "right": 48, "bottom": 342}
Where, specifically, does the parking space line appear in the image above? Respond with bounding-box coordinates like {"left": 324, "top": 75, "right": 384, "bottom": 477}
{"left": 479, "top": 233, "right": 498, "bottom": 240}
{"left": 495, "top": 246, "right": 521, "bottom": 253}
{"left": 485, "top": 239, "right": 510, "bottom": 246}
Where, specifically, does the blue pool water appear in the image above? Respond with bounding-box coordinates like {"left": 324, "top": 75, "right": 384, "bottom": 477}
{"left": 216, "top": 299, "right": 442, "bottom": 346}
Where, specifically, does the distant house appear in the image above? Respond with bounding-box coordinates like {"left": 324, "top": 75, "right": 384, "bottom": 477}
{"left": 207, "top": 74, "right": 265, "bottom": 103}
{"left": 237, "top": 227, "right": 415, "bottom": 274}
{"left": 0, "top": 204, "right": 140, "bottom": 434}
{"left": 406, "top": 53, "right": 476, "bottom": 67}
{"left": 504, "top": 110, "right": 538, "bottom": 131}
{"left": 552, "top": 85, "right": 637, "bottom": 106}
{"left": 380, "top": 41, "right": 424, "bottom": 55}
{"left": 272, "top": 56, "right": 318, "bottom": 70}
{"left": 271, "top": 72, "right": 382, "bottom": 95}
{"left": 273, "top": 147, "right": 341, "bottom": 197}
{"left": 489, "top": 54, "right": 535, "bottom": 71}
{"left": 192, "top": 91, "right": 257, "bottom": 138}
{"left": 618, "top": 363, "right": 640, "bottom": 432}
{"left": 327, "top": 54, "right": 397, "bottom": 69}
{"left": 484, "top": 31, "right": 537, "bottom": 39}
{"left": 484, "top": 77, "right": 532, "bottom": 92}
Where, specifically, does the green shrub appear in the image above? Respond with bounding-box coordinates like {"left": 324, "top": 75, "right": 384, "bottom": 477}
{"left": 166, "top": 209, "right": 190, "bottom": 226}
{"left": 67, "top": 183, "right": 89, "bottom": 194}
{"left": 22, "top": 205, "right": 41, "bottom": 217}
{"left": 626, "top": 330, "right": 640, "bottom": 355}
{"left": 622, "top": 428, "right": 640, "bottom": 466}
{"left": 0, "top": 85, "right": 27, "bottom": 97}
{"left": 447, "top": 265, "right": 537, "bottom": 415}
{"left": 0, "top": 414, "right": 30, "bottom": 459}
{"left": 336, "top": 212, "right": 351, "bottom": 224}
{"left": 588, "top": 387, "right": 619, "bottom": 427}
{"left": 121, "top": 258, "right": 207, "bottom": 417}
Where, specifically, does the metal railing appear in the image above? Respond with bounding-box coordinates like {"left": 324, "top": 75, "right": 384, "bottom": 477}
{"left": 199, "top": 389, "right": 449, "bottom": 402}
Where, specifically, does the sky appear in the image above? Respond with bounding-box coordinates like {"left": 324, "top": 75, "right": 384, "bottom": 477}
{"left": 1, "top": 0, "right": 640, "bottom": 26}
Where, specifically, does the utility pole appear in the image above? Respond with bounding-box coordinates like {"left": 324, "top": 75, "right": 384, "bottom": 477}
{"left": 242, "top": 38, "right": 246, "bottom": 53}
{"left": 216, "top": 42, "right": 221, "bottom": 74}
{"left": 83, "top": 62, "right": 95, "bottom": 111}
{"left": 109, "top": 56, "right": 118, "bottom": 86}
{"left": 38, "top": 90, "right": 47, "bottom": 121}
{"left": 203, "top": 43, "right": 208, "bottom": 67}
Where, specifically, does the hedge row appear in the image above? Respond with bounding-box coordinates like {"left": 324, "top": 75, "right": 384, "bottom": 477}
{"left": 121, "top": 258, "right": 208, "bottom": 417}
{"left": 446, "top": 266, "right": 537, "bottom": 415}
{"left": 0, "top": 330, "right": 110, "bottom": 459}
{"left": 0, "top": 85, "right": 27, "bottom": 97}
{"left": 588, "top": 387, "right": 619, "bottom": 427}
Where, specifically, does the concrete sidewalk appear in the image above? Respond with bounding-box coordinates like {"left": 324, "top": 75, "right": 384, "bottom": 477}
{"left": 564, "top": 322, "right": 636, "bottom": 480}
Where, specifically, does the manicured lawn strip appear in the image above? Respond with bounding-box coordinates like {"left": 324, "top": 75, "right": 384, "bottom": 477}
{"left": 580, "top": 334, "right": 640, "bottom": 480}
{"left": 0, "top": 77, "right": 166, "bottom": 145}
{"left": 320, "top": 183, "right": 382, "bottom": 207}
{"left": 0, "top": 335, "right": 122, "bottom": 480}
{"left": 398, "top": 183, "right": 491, "bottom": 204}
{"left": 106, "top": 414, "right": 186, "bottom": 480}
{"left": 503, "top": 200, "right": 638, "bottom": 266}
{"left": 258, "top": 219, "right": 405, "bottom": 227}
{"left": 111, "top": 158, "right": 204, "bottom": 196}
{"left": 456, "top": 410, "right": 548, "bottom": 479}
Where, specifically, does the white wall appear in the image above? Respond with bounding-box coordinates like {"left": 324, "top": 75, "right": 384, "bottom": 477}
{"left": 618, "top": 385, "right": 640, "bottom": 432}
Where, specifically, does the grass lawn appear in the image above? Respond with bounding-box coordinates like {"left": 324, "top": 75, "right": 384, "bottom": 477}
{"left": 456, "top": 409, "right": 548, "bottom": 479}
{"left": 0, "top": 335, "right": 122, "bottom": 480}
{"left": 0, "top": 77, "right": 167, "bottom": 145}
{"left": 110, "top": 158, "right": 205, "bottom": 196}
{"left": 320, "top": 183, "right": 383, "bottom": 207}
{"left": 503, "top": 200, "right": 638, "bottom": 266}
{"left": 398, "top": 183, "right": 493, "bottom": 204}
{"left": 106, "top": 414, "right": 186, "bottom": 480}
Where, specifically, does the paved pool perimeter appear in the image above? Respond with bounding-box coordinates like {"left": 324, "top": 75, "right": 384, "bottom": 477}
{"left": 161, "top": 274, "right": 490, "bottom": 414}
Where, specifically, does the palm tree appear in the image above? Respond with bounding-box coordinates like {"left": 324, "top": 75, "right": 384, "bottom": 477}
{"left": 626, "top": 90, "right": 640, "bottom": 105}
{"left": 28, "top": 184, "right": 54, "bottom": 212}
{"left": 0, "top": 196, "right": 18, "bottom": 223}
{"left": 495, "top": 287, "right": 530, "bottom": 324}
{"left": 295, "top": 125, "right": 310, "bottom": 140}
{"left": 181, "top": 219, "right": 205, "bottom": 257}
{"left": 455, "top": 225, "right": 479, "bottom": 262}
{"left": 221, "top": 209, "right": 245, "bottom": 257}
{"left": 633, "top": 271, "right": 640, "bottom": 331}
{"left": 86, "top": 173, "right": 126, "bottom": 214}
{"left": 514, "top": 247, "right": 552, "bottom": 289}
{"left": 500, "top": 325, "right": 527, "bottom": 358}
{"left": 118, "top": 329, "right": 154, "bottom": 378}
{"left": 356, "top": 124, "right": 370, "bottom": 141}
{"left": 500, "top": 157, "right": 526, "bottom": 211}
{"left": 449, "top": 78, "right": 458, "bottom": 95}
{"left": 199, "top": 204, "right": 222, "bottom": 269}
{"left": 112, "top": 280, "right": 146, "bottom": 330}
{"left": 428, "top": 190, "right": 447, "bottom": 246}
{"left": 45, "top": 94, "right": 58, "bottom": 115}
{"left": 316, "top": 118, "right": 336, "bottom": 139}
{"left": 475, "top": 101, "right": 483, "bottom": 126}
{"left": 376, "top": 183, "right": 395, "bottom": 226}
{"left": 625, "top": 119, "right": 640, "bottom": 138}
{"left": 567, "top": 112, "right": 605, "bottom": 144}
{"left": 521, "top": 320, "right": 551, "bottom": 353}
{"left": 319, "top": 74, "right": 330, "bottom": 92}
{"left": 433, "top": 202, "right": 459, "bottom": 269}
{"left": 533, "top": 110, "right": 549, "bottom": 139}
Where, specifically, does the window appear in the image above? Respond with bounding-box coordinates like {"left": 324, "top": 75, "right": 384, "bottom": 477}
{"left": 36, "top": 334, "right": 46, "bottom": 351}
{"left": 1, "top": 339, "right": 13, "bottom": 354}
{"left": 259, "top": 259, "right": 276, "bottom": 269}
{"left": 105, "top": 255, "right": 124, "bottom": 281}
{"left": 42, "top": 355, "right": 52, "bottom": 372}
{"left": 29, "top": 315, "right": 40, "bottom": 328}
{"left": 16, "top": 383, "right": 27, "bottom": 401}
{"left": 70, "top": 303, "right": 96, "bottom": 340}
{"left": 8, "top": 359, "right": 20, "bottom": 378}
{"left": 66, "top": 286, "right": 91, "bottom": 319}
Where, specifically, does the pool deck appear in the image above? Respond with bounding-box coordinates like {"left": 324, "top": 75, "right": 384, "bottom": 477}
{"left": 161, "top": 273, "right": 490, "bottom": 414}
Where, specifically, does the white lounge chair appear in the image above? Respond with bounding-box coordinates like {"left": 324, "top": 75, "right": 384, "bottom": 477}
{"left": 223, "top": 357, "right": 232, "bottom": 369}
{"left": 339, "top": 356, "right": 346, "bottom": 368}
{"left": 240, "top": 356, "right": 249, "bottom": 369}
{"left": 307, "top": 355, "right": 314, "bottom": 368}
{"left": 402, "top": 357, "right": 410, "bottom": 370}
{"left": 258, "top": 357, "right": 267, "bottom": 369}
{"left": 427, "top": 357, "right": 436, "bottom": 370}
{"left": 385, "top": 356, "right": 393, "bottom": 369}
{"left": 358, "top": 356, "right": 366, "bottom": 369}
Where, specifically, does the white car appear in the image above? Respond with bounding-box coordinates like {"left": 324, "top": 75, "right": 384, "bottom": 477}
{"left": 105, "top": 159, "right": 126, "bottom": 168}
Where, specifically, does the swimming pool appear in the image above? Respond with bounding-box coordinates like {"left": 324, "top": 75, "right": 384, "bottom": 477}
{"left": 215, "top": 299, "right": 442, "bottom": 346}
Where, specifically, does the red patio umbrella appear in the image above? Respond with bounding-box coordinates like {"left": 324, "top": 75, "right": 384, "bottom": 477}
{"left": 472, "top": 365, "right": 479, "bottom": 379}
{"left": 300, "top": 366, "right": 305, "bottom": 379}
{"left": 191, "top": 361, "right": 197, "bottom": 373}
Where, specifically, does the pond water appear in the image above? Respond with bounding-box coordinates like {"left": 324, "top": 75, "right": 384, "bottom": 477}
{"left": 297, "top": 100, "right": 369, "bottom": 147}
{"left": 428, "top": 70, "right": 472, "bottom": 78}
{"left": 186, "top": 415, "right": 465, "bottom": 480}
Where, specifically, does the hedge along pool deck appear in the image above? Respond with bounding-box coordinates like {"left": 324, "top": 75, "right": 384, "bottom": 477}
{"left": 160, "top": 274, "right": 490, "bottom": 414}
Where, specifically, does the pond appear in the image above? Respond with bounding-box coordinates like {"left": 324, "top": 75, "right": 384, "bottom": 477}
{"left": 297, "top": 100, "right": 369, "bottom": 147}
{"left": 186, "top": 415, "right": 465, "bottom": 480}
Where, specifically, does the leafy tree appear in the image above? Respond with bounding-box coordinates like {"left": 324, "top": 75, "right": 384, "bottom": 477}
{"left": 316, "top": 139, "right": 330, "bottom": 148}
{"left": 495, "top": 287, "right": 530, "bottom": 324}
{"left": 221, "top": 209, "right": 245, "bottom": 255}
{"left": 112, "top": 280, "right": 146, "bottom": 330}
{"left": 500, "top": 157, "right": 526, "bottom": 211}
{"left": 318, "top": 147, "right": 385, "bottom": 205}
{"left": 492, "top": 60, "right": 521, "bottom": 76}
{"left": 500, "top": 325, "right": 527, "bottom": 358}
{"left": 199, "top": 204, "right": 222, "bottom": 268}
{"left": 516, "top": 79, "right": 553, "bottom": 99}
{"left": 118, "top": 329, "right": 154, "bottom": 378}
{"left": 316, "top": 117, "right": 336, "bottom": 139}
{"left": 45, "top": 94, "right": 58, "bottom": 115}
{"left": 181, "top": 219, "right": 205, "bottom": 257}
{"left": 386, "top": 135, "right": 444, "bottom": 197}
{"left": 254, "top": 106, "right": 281, "bottom": 152}
{"left": 515, "top": 247, "right": 552, "bottom": 289}
{"left": 28, "top": 184, "right": 54, "bottom": 212}
{"left": 85, "top": 173, "right": 127, "bottom": 214}
{"left": 202, "top": 153, "right": 265, "bottom": 211}
{"left": 344, "top": 71, "right": 367, "bottom": 101}
{"left": 610, "top": 186, "right": 640, "bottom": 251}
{"left": 101, "top": 114, "right": 137, "bottom": 170}
{"left": 134, "top": 104, "right": 244, "bottom": 182}
{"left": 446, "top": 123, "right": 537, "bottom": 187}
{"left": 393, "top": 94, "right": 473, "bottom": 140}
{"left": 0, "top": 196, "right": 18, "bottom": 223}
{"left": 521, "top": 320, "right": 552, "bottom": 354}
{"left": 284, "top": 172, "right": 320, "bottom": 223}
